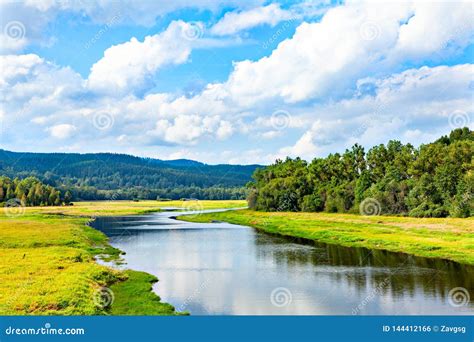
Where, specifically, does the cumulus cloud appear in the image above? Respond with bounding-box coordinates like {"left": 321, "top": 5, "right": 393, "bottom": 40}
{"left": 23, "top": 0, "right": 263, "bottom": 27}
{"left": 0, "top": 2, "right": 52, "bottom": 53}
{"left": 148, "top": 115, "right": 234, "bottom": 145}
{"left": 150, "top": 0, "right": 471, "bottom": 120}
{"left": 1, "top": 1, "right": 473, "bottom": 164}
{"left": 87, "top": 21, "right": 196, "bottom": 95}
{"left": 210, "top": 4, "right": 294, "bottom": 36}
{"left": 279, "top": 64, "right": 473, "bottom": 160}
{"left": 1, "top": 0, "right": 263, "bottom": 52}
{"left": 48, "top": 124, "right": 77, "bottom": 139}
{"left": 0, "top": 54, "right": 84, "bottom": 128}
{"left": 219, "top": 0, "right": 472, "bottom": 104}
{"left": 392, "top": 1, "right": 473, "bottom": 60}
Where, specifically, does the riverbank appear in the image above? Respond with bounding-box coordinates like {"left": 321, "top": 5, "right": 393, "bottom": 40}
{"left": 178, "top": 210, "right": 474, "bottom": 265}
{"left": 0, "top": 200, "right": 246, "bottom": 315}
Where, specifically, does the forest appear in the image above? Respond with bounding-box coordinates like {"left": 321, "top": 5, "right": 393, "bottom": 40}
{"left": 247, "top": 128, "right": 473, "bottom": 218}
{"left": 0, "top": 150, "right": 258, "bottom": 200}
{"left": 0, "top": 176, "right": 68, "bottom": 207}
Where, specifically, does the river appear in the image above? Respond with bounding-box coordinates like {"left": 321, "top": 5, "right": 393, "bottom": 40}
{"left": 91, "top": 209, "right": 474, "bottom": 315}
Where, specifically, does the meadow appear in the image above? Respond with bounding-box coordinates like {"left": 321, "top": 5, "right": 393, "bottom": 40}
{"left": 0, "top": 200, "right": 246, "bottom": 315}
{"left": 2, "top": 199, "right": 472, "bottom": 315}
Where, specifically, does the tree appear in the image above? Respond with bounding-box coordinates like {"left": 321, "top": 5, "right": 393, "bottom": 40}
{"left": 250, "top": 128, "right": 473, "bottom": 218}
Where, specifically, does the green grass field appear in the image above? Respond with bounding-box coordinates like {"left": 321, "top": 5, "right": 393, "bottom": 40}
{"left": 0, "top": 200, "right": 245, "bottom": 315}
{"left": 20, "top": 199, "right": 247, "bottom": 216}
{"left": 178, "top": 210, "right": 474, "bottom": 265}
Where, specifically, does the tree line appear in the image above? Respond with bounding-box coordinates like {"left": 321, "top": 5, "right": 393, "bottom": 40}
{"left": 0, "top": 176, "right": 71, "bottom": 207}
{"left": 247, "top": 128, "right": 473, "bottom": 218}
{"left": 63, "top": 185, "right": 247, "bottom": 201}
{"left": 0, "top": 174, "right": 246, "bottom": 206}
{"left": 0, "top": 150, "right": 258, "bottom": 201}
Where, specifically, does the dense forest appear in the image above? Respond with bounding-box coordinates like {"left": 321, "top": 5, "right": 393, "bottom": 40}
{"left": 0, "top": 176, "right": 68, "bottom": 207}
{"left": 0, "top": 150, "right": 259, "bottom": 200}
{"left": 248, "top": 128, "right": 473, "bottom": 218}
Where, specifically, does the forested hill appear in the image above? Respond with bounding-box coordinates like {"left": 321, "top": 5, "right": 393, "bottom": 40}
{"left": 0, "top": 150, "right": 261, "bottom": 200}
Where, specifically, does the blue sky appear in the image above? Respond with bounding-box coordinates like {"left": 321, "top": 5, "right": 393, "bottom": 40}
{"left": 0, "top": 0, "right": 472, "bottom": 164}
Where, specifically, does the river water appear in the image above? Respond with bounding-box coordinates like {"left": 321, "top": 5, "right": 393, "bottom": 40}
{"left": 92, "top": 209, "right": 474, "bottom": 315}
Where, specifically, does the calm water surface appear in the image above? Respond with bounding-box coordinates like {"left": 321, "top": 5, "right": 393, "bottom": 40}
{"left": 92, "top": 210, "right": 474, "bottom": 315}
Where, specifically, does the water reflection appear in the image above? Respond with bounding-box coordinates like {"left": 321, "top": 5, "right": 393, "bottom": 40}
{"left": 92, "top": 212, "right": 474, "bottom": 315}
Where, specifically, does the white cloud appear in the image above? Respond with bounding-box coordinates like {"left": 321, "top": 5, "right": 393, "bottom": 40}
{"left": 1, "top": 0, "right": 263, "bottom": 52}
{"left": 0, "top": 54, "right": 43, "bottom": 86}
{"left": 0, "top": 33, "right": 29, "bottom": 54}
{"left": 279, "top": 64, "right": 473, "bottom": 160}
{"left": 148, "top": 114, "right": 232, "bottom": 145}
{"left": 0, "top": 54, "right": 84, "bottom": 128}
{"left": 87, "top": 20, "right": 195, "bottom": 95}
{"left": 279, "top": 131, "right": 319, "bottom": 159}
{"left": 138, "top": 0, "right": 472, "bottom": 151}
{"left": 216, "top": 120, "right": 234, "bottom": 140}
{"left": 392, "top": 1, "right": 473, "bottom": 60}
{"left": 260, "top": 130, "right": 282, "bottom": 139}
{"left": 1, "top": 1, "right": 473, "bottom": 165}
{"left": 23, "top": 0, "right": 263, "bottom": 27}
{"left": 48, "top": 124, "right": 77, "bottom": 139}
{"left": 0, "top": 2, "right": 52, "bottom": 53}
{"left": 210, "top": 4, "right": 294, "bottom": 36}
{"left": 220, "top": 0, "right": 472, "bottom": 105}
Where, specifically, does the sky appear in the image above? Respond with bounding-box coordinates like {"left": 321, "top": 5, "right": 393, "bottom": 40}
{"left": 0, "top": 0, "right": 472, "bottom": 165}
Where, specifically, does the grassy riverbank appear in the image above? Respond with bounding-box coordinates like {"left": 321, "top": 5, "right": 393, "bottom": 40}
{"left": 0, "top": 200, "right": 245, "bottom": 315}
{"left": 178, "top": 210, "right": 474, "bottom": 265}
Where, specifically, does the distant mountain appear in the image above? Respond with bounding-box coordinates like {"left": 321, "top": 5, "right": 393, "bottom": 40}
{"left": 0, "top": 149, "right": 262, "bottom": 200}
